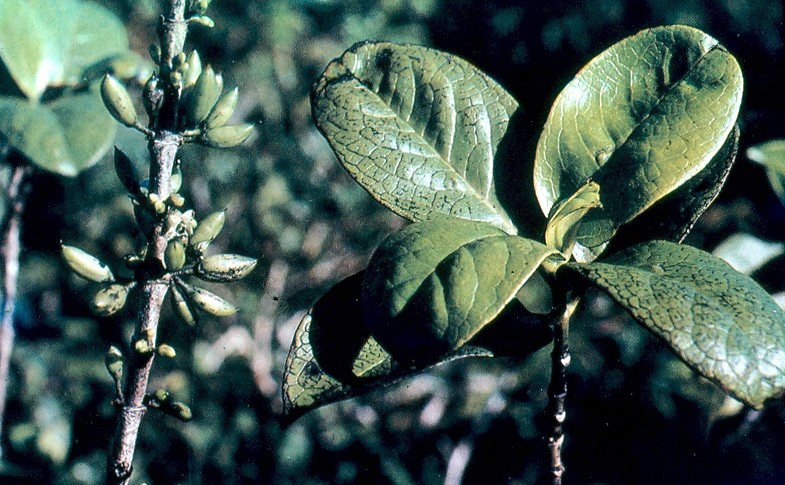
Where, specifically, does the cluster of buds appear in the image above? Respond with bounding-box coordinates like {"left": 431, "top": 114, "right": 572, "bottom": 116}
{"left": 100, "top": 12, "right": 253, "bottom": 149}
{"left": 66, "top": 0, "right": 257, "bottom": 424}
{"left": 62, "top": 147, "right": 257, "bottom": 323}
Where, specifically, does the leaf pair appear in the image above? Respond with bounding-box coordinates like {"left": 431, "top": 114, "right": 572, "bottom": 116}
{"left": 0, "top": 0, "right": 133, "bottom": 175}
{"left": 284, "top": 26, "right": 785, "bottom": 418}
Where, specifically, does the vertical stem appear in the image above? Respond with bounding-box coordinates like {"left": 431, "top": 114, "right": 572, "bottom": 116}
{"left": 0, "top": 162, "right": 31, "bottom": 459}
{"left": 547, "top": 292, "right": 579, "bottom": 485}
{"left": 106, "top": 1, "right": 187, "bottom": 483}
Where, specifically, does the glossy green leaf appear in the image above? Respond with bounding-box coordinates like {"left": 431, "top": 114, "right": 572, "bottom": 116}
{"left": 0, "top": 91, "right": 116, "bottom": 176}
{"left": 534, "top": 26, "right": 743, "bottom": 258}
{"left": 362, "top": 218, "right": 559, "bottom": 364}
{"left": 0, "top": 0, "right": 129, "bottom": 100}
{"left": 604, "top": 125, "right": 738, "bottom": 254}
{"left": 568, "top": 240, "right": 785, "bottom": 409}
{"left": 282, "top": 272, "right": 551, "bottom": 420}
{"left": 747, "top": 139, "right": 785, "bottom": 206}
{"left": 312, "top": 42, "right": 519, "bottom": 233}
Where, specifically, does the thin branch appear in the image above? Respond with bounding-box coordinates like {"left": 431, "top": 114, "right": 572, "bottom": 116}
{"left": 105, "top": 1, "right": 188, "bottom": 483}
{"left": 0, "top": 161, "right": 32, "bottom": 460}
{"left": 546, "top": 292, "right": 579, "bottom": 485}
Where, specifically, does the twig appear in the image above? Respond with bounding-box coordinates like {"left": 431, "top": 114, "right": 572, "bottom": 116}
{"left": 0, "top": 161, "right": 32, "bottom": 460}
{"left": 105, "top": 1, "right": 188, "bottom": 483}
{"left": 546, "top": 292, "right": 579, "bottom": 485}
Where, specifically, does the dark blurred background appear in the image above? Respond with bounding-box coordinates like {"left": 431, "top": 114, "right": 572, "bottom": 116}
{"left": 2, "top": 0, "right": 783, "bottom": 484}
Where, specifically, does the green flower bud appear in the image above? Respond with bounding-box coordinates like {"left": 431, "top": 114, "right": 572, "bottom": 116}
{"left": 186, "top": 65, "right": 223, "bottom": 126}
{"left": 205, "top": 87, "right": 239, "bottom": 129}
{"left": 169, "top": 402, "right": 193, "bottom": 421}
{"left": 170, "top": 193, "right": 185, "bottom": 207}
{"left": 183, "top": 51, "right": 202, "bottom": 89}
{"left": 182, "top": 283, "right": 238, "bottom": 317}
{"left": 170, "top": 160, "right": 183, "bottom": 193}
{"left": 190, "top": 210, "right": 225, "bottom": 251}
{"left": 134, "top": 339, "right": 153, "bottom": 355}
{"left": 91, "top": 284, "right": 129, "bottom": 316}
{"left": 174, "top": 52, "right": 187, "bottom": 69}
{"left": 196, "top": 254, "right": 257, "bottom": 282}
{"left": 171, "top": 285, "right": 197, "bottom": 327}
{"left": 165, "top": 240, "right": 187, "bottom": 270}
{"left": 158, "top": 344, "right": 177, "bottom": 358}
{"left": 104, "top": 346, "right": 124, "bottom": 383}
{"left": 143, "top": 75, "right": 163, "bottom": 120}
{"left": 114, "top": 147, "right": 140, "bottom": 196}
{"left": 190, "top": 15, "right": 215, "bottom": 28}
{"left": 200, "top": 124, "right": 254, "bottom": 148}
{"left": 154, "top": 389, "right": 170, "bottom": 402}
{"left": 62, "top": 245, "right": 115, "bottom": 283}
{"left": 101, "top": 74, "right": 138, "bottom": 127}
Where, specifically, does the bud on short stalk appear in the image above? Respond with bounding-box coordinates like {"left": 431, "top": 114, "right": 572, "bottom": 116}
{"left": 101, "top": 74, "right": 138, "bottom": 127}
{"left": 61, "top": 245, "right": 115, "bottom": 283}
{"left": 200, "top": 124, "right": 254, "bottom": 148}
{"left": 190, "top": 210, "right": 226, "bottom": 252}
{"left": 91, "top": 284, "right": 131, "bottom": 316}
{"left": 186, "top": 65, "right": 223, "bottom": 126}
{"left": 196, "top": 254, "right": 257, "bottom": 282}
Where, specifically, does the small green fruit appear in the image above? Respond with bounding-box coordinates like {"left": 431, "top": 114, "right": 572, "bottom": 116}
{"left": 62, "top": 245, "right": 115, "bottom": 283}
{"left": 101, "top": 74, "right": 138, "bottom": 127}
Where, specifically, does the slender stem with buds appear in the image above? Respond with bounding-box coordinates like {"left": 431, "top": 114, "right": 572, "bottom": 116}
{"left": 0, "top": 160, "right": 32, "bottom": 459}
{"left": 546, "top": 292, "right": 579, "bottom": 485}
{"left": 106, "top": 1, "right": 187, "bottom": 483}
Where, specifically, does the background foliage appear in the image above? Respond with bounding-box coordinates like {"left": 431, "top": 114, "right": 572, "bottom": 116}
{"left": 1, "top": 0, "right": 783, "bottom": 483}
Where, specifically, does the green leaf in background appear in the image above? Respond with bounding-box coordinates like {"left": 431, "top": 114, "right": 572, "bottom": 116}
{"left": 312, "top": 42, "right": 519, "bottom": 234}
{"left": 0, "top": 91, "right": 116, "bottom": 176}
{"left": 747, "top": 139, "right": 785, "bottom": 206}
{"left": 362, "top": 218, "right": 559, "bottom": 363}
{"left": 282, "top": 272, "right": 551, "bottom": 420}
{"left": 0, "top": 0, "right": 129, "bottom": 100}
{"left": 534, "top": 25, "right": 743, "bottom": 259}
{"left": 568, "top": 240, "right": 785, "bottom": 409}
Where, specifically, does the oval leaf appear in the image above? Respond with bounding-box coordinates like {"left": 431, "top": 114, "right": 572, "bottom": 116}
{"left": 568, "top": 240, "right": 785, "bottom": 409}
{"left": 362, "top": 218, "right": 559, "bottom": 364}
{"left": 534, "top": 26, "right": 743, "bottom": 256}
{"left": 0, "top": 0, "right": 129, "bottom": 100}
{"left": 601, "top": 125, "right": 738, "bottom": 255}
{"left": 282, "top": 272, "right": 551, "bottom": 420}
{"left": 0, "top": 91, "right": 116, "bottom": 176}
{"left": 312, "top": 42, "right": 518, "bottom": 233}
